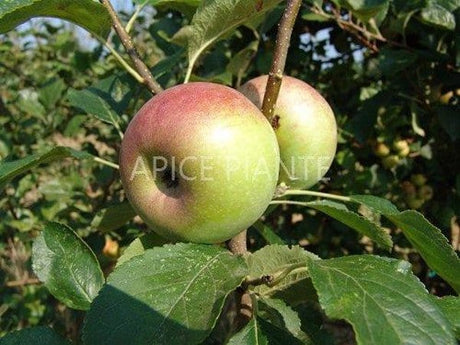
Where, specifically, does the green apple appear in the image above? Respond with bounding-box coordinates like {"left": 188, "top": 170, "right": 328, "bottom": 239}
{"left": 239, "top": 75, "right": 337, "bottom": 189}
{"left": 372, "top": 141, "right": 390, "bottom": 157}
{"left": 119, "top": 82, "right": 280, "bottom": 243}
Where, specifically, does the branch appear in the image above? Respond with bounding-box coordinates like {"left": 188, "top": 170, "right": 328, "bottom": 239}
{"left": 99, "top": 0, "right": 164, "bottom": 95}
{"left": 227, "top": 230, "right": 248, "bottom": 255}
{"left": 261, "top": 0, "right": 302, "bottom": 121}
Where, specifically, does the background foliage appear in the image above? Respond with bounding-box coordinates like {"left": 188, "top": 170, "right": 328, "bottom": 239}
{"left": 0, "top": 0, "right": 459, "bottom": 344}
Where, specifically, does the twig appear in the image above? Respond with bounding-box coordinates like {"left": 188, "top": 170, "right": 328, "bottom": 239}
{"left": 261, "top": 0, "right": 302, "bottom": 121}
{"left": 6, "top": 278, "right": 40, "bottom": 288}
{"left": 99, "top": 0, "right": 163, "bottom": 95}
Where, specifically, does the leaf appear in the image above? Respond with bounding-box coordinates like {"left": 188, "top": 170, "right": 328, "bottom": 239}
{"left": 0, "top": 326, "right": 70, "bottom": 345}
{"left": 39, "top": 77, "right": 66, "bottom": 110}
{"left": 419, "top": 1, "right": 456, "bottom": 30}
{"left": 432, "top": 296, "right": 460, "bottom": 339}
{"left": 0, "top": 0, "right": 111, "bottom": 37}
{"left": 227, "top": 316, "right": 305, "bottom": 345}
{"left": 386, "top": 211, "right": 460, "bottom": 293}
{"left": 0, "top": 146, "right": 92, "bottom": 189}
{"left": 32, "top": 222, "right": 105, "bottom": 310}
{"left": 139, "top": 0, "right": 201, "bottom": 18}
{"left": 246, "top": 245, "right": 318, "bottom": 301}
{"left": 349, "top": 195, "right": 399, "bottom": 215}
{"left": 350, "top": 195, "right": 460, "bottom": 293}
{"left": 258, "top": 297, "right": 312, "bottom": 344}
{"left": 116, "top": 233, "right": 170, "bottom": 267}
{"left": 227, "top": 41, "right": 259, "bottom": 79}
{"left": 67, "top": 74, "right": 134, "bottom": 127}
{"left": 306, "top": 200, "right": 393, "bottom": 250}
{"left": 82, "top": 243, "right": 248, "bottom": 345}
{"left": 308, "top": 255, "right": 456, "bottom": 345}
{"left": 174, "top": 0, "right": 283, "bottom": 78}
{"left": 227, "top": 317, "right": 268, "bottom": 344}
{"left": 340, "top": 0, "right": 389, "bottom": 22}
{"left": 379, "top": 48, "right": 418, "bottom": 76}
{"left": 91, "top": 201, "right": 137, "bottom": 233}
{"left": 435, "top": 104, "right": 460, "bottom": 141}
{"left": 251, "top": 220, "right": 285, "bottom": 245}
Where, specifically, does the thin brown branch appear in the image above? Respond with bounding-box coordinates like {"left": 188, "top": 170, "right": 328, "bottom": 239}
{"left": 6, "top": 278, "right": 40, "bottom": 288}
{"left": 99, "top": 0, "right": 163, "bottom": 95}
{"left": 261, "top": 0, "right": 302, "bottom": 121}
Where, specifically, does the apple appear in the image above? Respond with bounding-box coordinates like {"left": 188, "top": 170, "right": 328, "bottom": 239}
{"left": 373, "top": 141, "right": 390, "bottom": 157}
{"left": 239, "top": 75, "right": 337, "bottom": 189}
{"left": 119, "top": 82, "right": 280, "bottom": 243}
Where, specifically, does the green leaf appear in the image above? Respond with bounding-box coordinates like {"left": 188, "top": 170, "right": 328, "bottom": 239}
{"left": 258, "top": 298, "right": 312, "bottom": 344}
{"left": 435, "top": 104, "right": 460, "bottom": 141}
{"left": 386, "top": 211, "right": 460, "bottom": 293}
{"left": 0, "top": 0, "right": 111, "bottom": 37}
{"left": 307, "top": 200, "right": 393, "bottom": 250}
{"left": 67, "top": 74, "right": 132, "bottom": 128}
{"left": 174, "top": 0, "right": 283, "bottom": 79}
{"left": 82, "top": 243, "right": 248, "bottom": 345}
{"left": 0, "top": 326, "right": 70, "bottom": 345}
{"left": 32, "top": 222, "right": 105, "bottom": 310}
{"left": 227, "top": 317, "right": 268, "bottom": 344}
{"left": 0, "top": 146, "right": 92, "bottom": 189}
{"left": 246, "top": 245, "right": 318, "bottom": 301}
{"left": 419, "top": 1, "right": 456, "bottom": 30}
{"left": 251, "top": 220, "right": 285, "bottom": 245}
{"left": 308, "top": 255, "right": 456, "bottom": 345}
{"left": 91, "top": 201, "right": 137, "bottom": 233}
{"left": 349, "top": 195, "right": 399, "bottom": 215}
{"left": 379, "top": 48, "right": 418, "bottom": 76}
{"left": 227, "top": 316, "right": 305, "bottom": 345}
{"left": 139, "top": 0, "right": 201, "bottom": 18}
{"left": 116, "top": 233, "right": 170, "bottom": 267}
{"left": 432, "top": 296, "right": 460, "bottom": 339}
{"left": 39, "top": 77, "right": 66, "bottom": 110}
{"left": 350, "top": 195, "right": 460, "bottom": 293}
{"left": 340, "top": 0, "right": 389, "bottom": 21}
{"left": 227, "top": 41, "right": 259, "bottom": 79}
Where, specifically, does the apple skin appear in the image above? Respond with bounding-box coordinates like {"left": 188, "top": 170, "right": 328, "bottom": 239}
{"left": 239, "top": 76, "right": 337, "bottom": 189}
{"left": 119, "top": 82, "right": 279, "bottom": 243}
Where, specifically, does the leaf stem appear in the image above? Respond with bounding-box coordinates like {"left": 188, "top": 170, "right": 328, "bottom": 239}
{"left": 99, "top": 38, "right": 144, "bottom": 84}
{"left": 93, "top": 157, "right": 119, "bottom": 170}
{"left": 99, "top": 0, "right": 163, "bottom": 95}
{"left": 261, "top": 0, "right": 302, "bottom": 121}
{"left": 125, "top": 1, "right": 148, "bottom": 34}
{"left": 279, "top": 189, "right": 351, "bottom": 202}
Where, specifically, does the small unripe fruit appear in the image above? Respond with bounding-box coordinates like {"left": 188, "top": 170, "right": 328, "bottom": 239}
{"left": 103, "top": 237, "right": 119, "bottom": 259}
{"left": 382, "top": 155, "right": 400, "bottom": 169}
{"left": 373, "top": 142, "right": 390, "bottom": 157}
{"left": 411, "top": 174, "right": 427, "bottom": 187}
{"left": 401, "top": 181, "right": 416, "bottom": 197}
{"left": 418, "top": 185, "right": 433, "bottom": 201}
{"left": 406, "top": 197, "right": 424, "bottom": 210}
{"left": 393, "top": 139, "right": 410, "bottom": 157}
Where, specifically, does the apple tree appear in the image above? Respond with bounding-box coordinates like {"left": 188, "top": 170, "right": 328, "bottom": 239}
{"left": 0, "top": 0, "right": 459, "bottom": 344}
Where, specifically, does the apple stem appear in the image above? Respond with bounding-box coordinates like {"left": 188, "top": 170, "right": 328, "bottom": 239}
{"left": 261, "top": 0, "right": 302, "bottom": 122}
{"left": 99, "top": 0, "right": 164, "bottom": 95}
